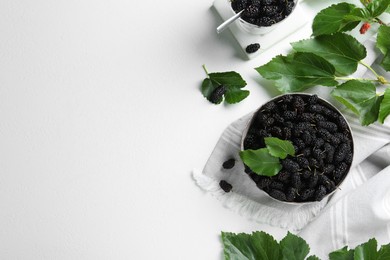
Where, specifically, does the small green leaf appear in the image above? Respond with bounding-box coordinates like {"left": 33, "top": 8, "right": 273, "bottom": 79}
{"left": 379, "top": 88, "right": 390, "bottom": 123}
{"left": 201, "top": 78, "right": 219, "bottom": 100}
{"left": 280, "top": 232, "right": 310, "bottom": 260}
{"left": 264, "top": 137, "right": 295, "bottom": 159}
{"left": 239, "top": 148, "right": 282, "bottom": 176}
{"left": 221, "top": 231, "right": 281, "bottom": 260}
{"left": 329, "top": 246, "right": 354, "bottom": 260}
{"left": 225, "top": 87, "right": 250, "bottom": 104}
{"left": 331, "top": 80, "right": 383, "bottom": 125}
{"left": 354, "top": 238, "right": 378, "bottom": 259}
{"left": 306, "top": 256, "right": 321, "bottom": 260}
{"left": 255, "top": 52, "right": 338, "bottom": 93}
{"left": 291, "top": 33, "right": 366, "bottom": 76}
{"left": 377, "top": 25, "right": 390, "bottom": 71}
{"left": 366, "top": 0, "right": 390, "bottom": 18}
{"left": 312, "top": 3, "right": 360, "bottom": 36}
{"left": 378, "top": 243, "right": 390, "bottom": 259}
{"left": 208, "top": 71, "right": 247, "bottom": 89}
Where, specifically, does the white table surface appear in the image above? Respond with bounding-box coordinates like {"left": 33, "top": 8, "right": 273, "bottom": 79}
{"left": 0, "top": 0, "right": 355, "bottom": 259}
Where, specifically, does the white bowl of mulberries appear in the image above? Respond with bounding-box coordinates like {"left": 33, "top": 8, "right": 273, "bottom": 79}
{"left": 238, "top": 94, "right": 354, "bottom": 203}
{"left": 230, "top": 0, "right": 298, "bottom": 35}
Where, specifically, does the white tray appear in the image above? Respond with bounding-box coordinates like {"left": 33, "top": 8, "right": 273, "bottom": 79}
{"left": 213, "top": 0, "right": 309, "bottom": 59}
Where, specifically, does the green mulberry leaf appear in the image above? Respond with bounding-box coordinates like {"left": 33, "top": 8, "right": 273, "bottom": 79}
{"left": 255, "top": 52, "right": 338, "bottom": 93}
{"left": 329, "top": 246, "right": 354, "bottom": 260}
{"left": 291, "top": 33, "right": 366, "bottom": 76}
{"left": 331, "top": 80, "right": 383, "bottom": 125}
{"left": 264, "top": 137, "right": 295, "bottom": 159}
{"left": 312, "top": 3, "right": 360, "bottom": 36}
{"left": 239, "top": 148, "right": 282, "bottom": 177}
{"left": 280, "top": 232, "right": 310, "bottom": 260}
{"left": 225, "top": 87, "right": 250, "bottom": 104}
{"left": 221, "top": 231, "right": 281, "bottom": 260}
{"left": 379, "top": 88, "right": 390, "bottom": 123}
{"left": 354, "top": 238, "right": 378, "bottom": 259}
{"left": 377, "top": 26, "right": 390, "bottom": 71}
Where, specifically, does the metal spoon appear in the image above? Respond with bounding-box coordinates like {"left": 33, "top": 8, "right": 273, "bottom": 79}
{"left": 216, "top": 9, "right": 244, "bottom": 34}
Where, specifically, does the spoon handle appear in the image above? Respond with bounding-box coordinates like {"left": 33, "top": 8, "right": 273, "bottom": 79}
{"left": 216, "top": 10, "right": 244, "bottom": 34}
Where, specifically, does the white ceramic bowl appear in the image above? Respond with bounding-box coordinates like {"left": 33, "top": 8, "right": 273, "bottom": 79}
{"left": 241, "top": 93, "right": 354, "bottom": 204}
{"left": 230, "top": 0, "right": 299, "bottom": 35}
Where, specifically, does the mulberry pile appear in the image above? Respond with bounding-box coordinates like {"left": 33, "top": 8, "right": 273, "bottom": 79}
{"left": 243, "top": 94, "right": 353, "bottom": 202}
{"left": 231, "top": 0, "right": 295, "bottom": 27}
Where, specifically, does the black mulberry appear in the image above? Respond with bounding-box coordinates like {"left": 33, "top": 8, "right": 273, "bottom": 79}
{"left": 300, "top": 188, "right": 315, "bottom": 201}
{"left": 209, "top": 85, "right": 226, "bottom": 104}
{"left": 282, "top": 159, "right": 300, "bottom": 172}
{"left": 314, "top": 185, "right": 327, "bottom": 201}
{"left": 296, "top": 157, "right": 309, "bottom": 169}
{"left": 219, "top": 180, "right": 233, "bottom": 192}
{"left": 334, "top": 143, "right": 350, "bottom": 163}
{"left": 268, "top": 189, "right": 287, "bottom": 201}
{"left": 290, "top": 172, "right": 302, "bottom": 188}
{"left": 222, "top": 158, "right": 236, "bottom": 169}
{"left": 245, "top": 43, "right": 261, "bottom": 54}
{"left": 318, "top": 121, "right": 338, "bottom": 133}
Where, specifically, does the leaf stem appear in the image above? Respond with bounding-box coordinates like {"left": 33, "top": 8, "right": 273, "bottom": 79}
{"left": 334, "top": 76, "right": 377, "bottom": 82}
{"left": 359, "top": 60, "right": 381, "bottom": 79}
{"left": 202, "top": 64, "right": 209, "bottom": 76}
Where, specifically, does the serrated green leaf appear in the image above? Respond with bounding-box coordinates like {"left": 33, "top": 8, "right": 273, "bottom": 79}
{"left": 255, "top": 53, "right": 338, "bottom": 93}
{"left": 264, "top": 137, "right": 295, "bottom": 159}
{"left": 280, "top": 232, "right": 310, "bottom": 260}
{"left": 332, "top": 80, "right": 383, "bottom": 125}
{"left": 208, "top": 71, "right": 247, "bottom": 89}
{"left": 291, "top": 33, "right": 366, "bottom": 76}
{"left": 377, "top": 25, "right": 390, "bottom": 71}
{"left": 306, "top": 256, "right": 320, "bottom": 260}
{"left": 329, "top": 246, "right": 354, "bottom": 260}
{"left": 354, "top": 238, "right": 379, "bottom": 259}
{"left": 201, "top": 78, "right": 219, "bottom": 100}
{"left": 382, "top": 53, "right": 390, "bottom": 71}
{"left": 221, "top": 231, "right": 280, "bottom": 260}
{"left": 225, "top": 87, "right": 250, "bottom": 104}
{"left": 366, "top": 0, "right": 390, "bottom": 18}
{"left": 344, "top": 7, "right": 371, "bottom": 22}
{"left": 239, "top": 148, "right": 282, "bottom": 177}
{"left": 378, "top": 243, "right": 390, "bottom": 259}
{"left": 379, "top": 88, "right": 390, "bottom": 123}
{"left": 312, "top": 3, "right": 360, "bottom": 36}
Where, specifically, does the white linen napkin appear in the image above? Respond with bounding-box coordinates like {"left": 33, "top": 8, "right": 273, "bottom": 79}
{"left": 299, "top": 144, "right": 390, "bottom": 259}
{"left": 193, "top": 38, "right": 390, "bottom": 230}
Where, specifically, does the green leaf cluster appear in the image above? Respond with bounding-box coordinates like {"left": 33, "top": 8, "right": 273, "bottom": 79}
{"left": 201, "top": 65, "right": 249, "bottom": 104}
{"left": 255, "top": 1, "right": 390, "bottom": 126}
{"left": 239, "top": 137, "right": 295, "bottom": 177}
{"left": 221, "top": 231, "right": 390, "bottom": 260}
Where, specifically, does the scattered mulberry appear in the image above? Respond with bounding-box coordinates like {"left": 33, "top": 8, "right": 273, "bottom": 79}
{"left": 338, "top": 116, "right": 349, "bottom": 131}
{"left": 270, "top": 126, "right": 283, "bottom": 138}
{"left": 261, "top": 0, "right": 274, "bottom": 5}
{"left": 294, "top": 138, "right": 306, "bottom": 150}
{"left": 299, "top": 113, "right": 315, "bottom": 122}
{"left": 276, "top": 170, "right": 291, "bottom": 183}
{"left": 302, "top": 148, "right": 311, "bottom": 157}
{"left": 219, "top": 180, "right": 233, "bottom": 192}
{"left": 264, "top": 117, "right": 275, "bottom": 127}
{"left": 302, "top": 131, "right": 312, "bottom": 145}
{"left": 283, "top": 127, "right": 292, "bottom": 140}
{"left": 209, "top": 85, "right": 226, "bottom": 104}
{"left": 292, "top": 96, "right": 305, "bottom": 113}
{"left": 302, "top": 169, "right": 312, "bottom": 179}
{"left": 222, "top": 158, "right": 236, "bottom": 169}
{"left": 282, "top": 94, "right": 293, "bottom": 103}
{"left": 313, "top": 138, "right": 325, "bottom": 148}
{"left": 284, "top": 1, "right": 294, "bottom": 15}
{"left": 313, "top": 148, "right": 325, "bottom": 160}
{"left": 231, "top": 0, "right": 247, "bottom": 12}
{"left": 245, "top": 43, "right": 261, "bottom": 54}
{"left": 274, "top": 113, "right": 285, "bottom": 124}
{"left": 314, "top": 114, "right": 326, "bottom": 123}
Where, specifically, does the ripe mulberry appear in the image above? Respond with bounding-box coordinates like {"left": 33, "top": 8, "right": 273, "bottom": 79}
{"left": 222, "top": 158, "right": 236, "bottom": 169}
{"left": 219, "top": 180, "right": 233, "bottom": 192}
{"left": 300, "top": 188, "right": 315, "bottom": 201}
{"left": 209, "top": 85, "right": 226, "bottom": 104}
{"left": 245, "top": 43, "right": 261, "bottom": 54}
{"left": 268, "top": 189, "right": 287, "bottom": 201}
{"left": 318, "top": 121, "right": 338, "bottom": 133}
{"left": 314, "top": 185, "right": 327, "bottom": 201}
{"left": 282, "top": 159, "right": 300, "bottom": 172}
